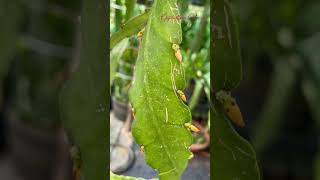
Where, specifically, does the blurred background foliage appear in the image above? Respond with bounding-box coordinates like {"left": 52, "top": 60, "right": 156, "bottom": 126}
{"left": 9, "top": 0, "right": 78, "bottom": 132}
{"left": 0, "top": 0, "right": 79, "bottom": 179}
{"left": 230, "top": 0, "right": 320, "bottom": 179}
{"left": 0, "top": 0, "right": 79, "bottom": 136}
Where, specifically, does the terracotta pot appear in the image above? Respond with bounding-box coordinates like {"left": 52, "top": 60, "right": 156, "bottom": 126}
{"left": 8, "top": 114, "right": 59, "bottom": 180}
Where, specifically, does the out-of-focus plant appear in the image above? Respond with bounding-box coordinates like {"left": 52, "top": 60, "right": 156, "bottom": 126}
{"left": 60, "top": 0, "right": 107, "bottom": 179}
{"left": 110, "top": 0, "right": 144, "bottom": 103}
{"left": 181, "top": 0, "right": 210, "bottom": 120}
{"left": 13, "top": 52, "right": 67, "bottom": 131}
{"left": 112, "top": 38, "right": 138, "bottom": 103}
{"left": 0, "top": 0, "right": 75, "bottom": 133}
{"left": 10, "top": 0, "right": 74, "bottom": 132}
{"left": 230, "top": 0, "right": 320, "bottom": 178}
{"left": 110, "top": 38, "right": 129, "bottom": 87}
{"left": 298, "top": 33, "right": 320, "bottom": 180}
{"left": 0, "top": 0, "right": 21, "bottom": 106}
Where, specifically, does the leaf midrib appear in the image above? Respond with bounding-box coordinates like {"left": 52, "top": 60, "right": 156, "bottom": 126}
{"left": 140, "top": 2, "right": 179, "bottom": 176}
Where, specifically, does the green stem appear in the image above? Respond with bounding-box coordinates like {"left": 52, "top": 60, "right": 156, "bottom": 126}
{"left": 110, "top": 11, "right": 150, "bottom": 49}
{"left": 188, "top": 80, "right": 203, "bottom": 110}
{"left": 115, "top": 0, "right": 123, "bottom": 31}
{"left": 125, "top": 0, "right": 136, "bottom": 21}
{"left": 189, "top": 0, "right": 210, "bottom": 53}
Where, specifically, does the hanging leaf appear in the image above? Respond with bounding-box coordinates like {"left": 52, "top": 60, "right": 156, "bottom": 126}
{"left": 212, "top": 0, "right": 260, "bottom": 179}
{"left": 212, "top": 107, "right": 261, "bottom": 179}
{"left": 212, "top": 0, "right": 242, "bottom": 91}
{"left": 60, "top": 0, "right": 107, "bottom": 179}
{"left": 129, "top": 0, "right": 193, "bottom": 179}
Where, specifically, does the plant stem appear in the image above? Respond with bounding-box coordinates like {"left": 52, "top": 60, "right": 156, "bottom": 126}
{"left": 125, "top": 0, "right": 136, "bottom": 21}
{"left": 110, "top": 11, "right": 149, "bottom": 49}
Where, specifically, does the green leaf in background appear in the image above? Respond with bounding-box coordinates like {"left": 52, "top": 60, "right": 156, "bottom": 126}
{"left": 110, "top": 38, "right": 129, "bottom": 86}
{"left": 251, "top": 60, "right": 296, "bottom": 154}
{"left": 212, "top": 0, "right": 242, "bottom": 91}
{"left": 0, "top": 0, "right": 21, "bottom": 105}
{"left": 189, "top": 0, "right": 210, "bottom": 53}
{"left": 129, "top": 0, "right": 193, "bottom": 179}
{"left": 115, "top": 0, "right": 123, "bottom": 31}
{"left": 60, "top": 0, "right": 107, "bottom": 179}
{"left": 212, "top": 107, "right": 261, "bottom": 180}
{"left": 110, "top": 11, "right": 150, "bottom": 49}
{"left": 298, "top": 32, "right": 320, "bottom": 180}
{"left": 188, "top": 80, "right": 203, "bottom": 110}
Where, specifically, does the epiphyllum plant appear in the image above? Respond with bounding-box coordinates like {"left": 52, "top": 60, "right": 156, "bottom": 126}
{"left": 62, "top": 0, "right": 198, "bottom": 179}
{"left": 129, "top": 0, "right": 199, "bottom": 179}
{"left": 62, "top": 0, "right": 262, "bottom": 180}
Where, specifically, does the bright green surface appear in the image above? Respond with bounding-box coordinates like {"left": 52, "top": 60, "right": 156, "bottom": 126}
{"left": 129, "top": 0, "right": 192, "bottom": 179}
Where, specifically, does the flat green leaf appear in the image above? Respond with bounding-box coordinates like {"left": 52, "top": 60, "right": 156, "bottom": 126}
{"left": 110, "top": 11, "right": 150, "bottom": 49}
{"left": 110, "top": 172, "right": 158, "bottom": 180}
{"left": 129, "top": 0, "right": 192, "bottom": 179}
{"left": 212, "top": 0, "right": 242, "bottom": 91}
{"left": 110, "top": 38, "right": 129, "bottom": 86}
{"left": 212, "top": 107, "right": 260, "bottom": 180}
{"left": 60, "top": 0, "right": 107, "bottom": 179}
